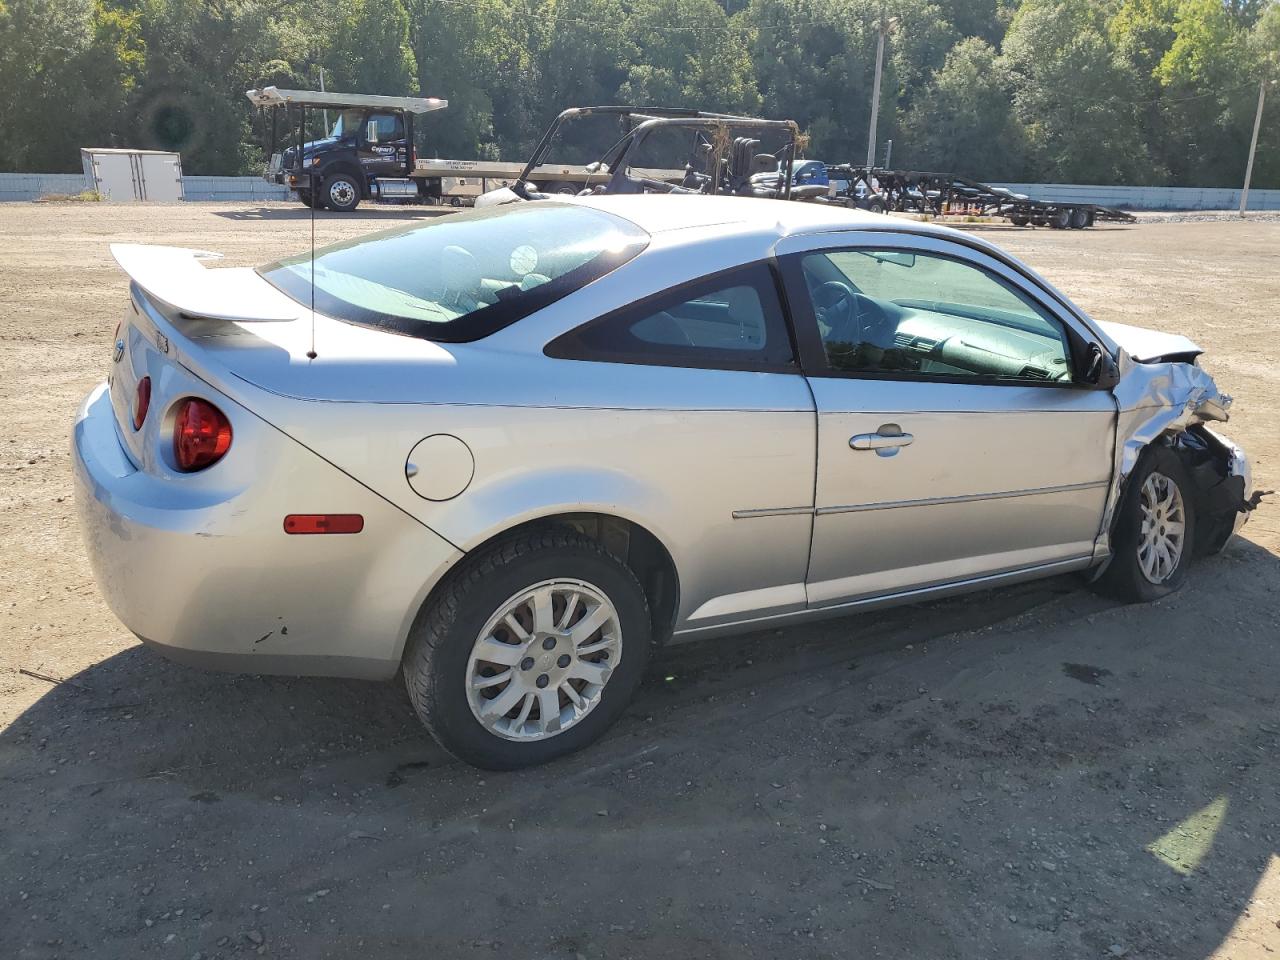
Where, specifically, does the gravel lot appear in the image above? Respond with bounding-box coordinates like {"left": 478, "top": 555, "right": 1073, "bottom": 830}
{"left": 1, "top": 202, "right": 1278, "bottom": 960}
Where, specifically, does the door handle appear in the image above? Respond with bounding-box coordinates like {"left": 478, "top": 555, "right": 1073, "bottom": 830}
{"left": 850, "top": 430, "right": 914, "bottom": 451}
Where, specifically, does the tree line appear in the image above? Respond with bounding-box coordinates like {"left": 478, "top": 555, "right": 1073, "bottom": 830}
{"left": 2, "top": 0, "right": 1277, "bottom": 187}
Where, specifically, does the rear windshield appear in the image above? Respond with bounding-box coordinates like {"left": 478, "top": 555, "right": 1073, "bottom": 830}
{"left": 257, "top": 203, "right": 649, "bottom": 342}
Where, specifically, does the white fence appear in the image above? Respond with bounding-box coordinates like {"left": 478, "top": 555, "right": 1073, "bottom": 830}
{"left": 994, "top": 182, "right": 1280, "bottom": 211}
{"left": 2, "top": 171, "right": 1278, "bottom": 210}
{"left": 0, "top": 173, "right": 95, "bottom": 202}
{"left": 180, "top": 175, "right": 290, "bottom": 202}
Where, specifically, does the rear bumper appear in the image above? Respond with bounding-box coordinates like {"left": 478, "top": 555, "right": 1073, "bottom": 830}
{"left": 72, "top": 382, "right": 461, "bottom": 679}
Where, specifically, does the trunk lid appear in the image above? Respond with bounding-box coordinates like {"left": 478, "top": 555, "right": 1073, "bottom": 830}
{"left": 108, "top": 244, "right": 459, "bottom": 413}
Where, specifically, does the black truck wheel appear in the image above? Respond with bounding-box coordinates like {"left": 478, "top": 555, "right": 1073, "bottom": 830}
{"left": 1069, "top": 208, "right": 1089, "bottom": 229}
{"left": 297, "top": 190, "right": 315, "bottom": 209}
{"left": 1009, "top": 215, "right": 1030, "bottom": 227}
{"left": 322, "top": 173, "right": 362, "bottom": 212}
{"left": 1049, "top": 209, "right": 1071, "bottom": 229}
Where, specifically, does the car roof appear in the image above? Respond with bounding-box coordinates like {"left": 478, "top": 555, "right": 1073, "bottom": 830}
{"left": 566, "top": 193, "right": 934, "bottom": 239}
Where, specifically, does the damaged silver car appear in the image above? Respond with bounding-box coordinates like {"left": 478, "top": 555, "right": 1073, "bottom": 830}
{"left": 73, "top": 196, "right": 1255, "bottom": 769}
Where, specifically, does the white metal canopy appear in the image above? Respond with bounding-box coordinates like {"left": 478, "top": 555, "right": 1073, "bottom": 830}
{"left": 245, "top": 86, "right": 448, "bottom": 114}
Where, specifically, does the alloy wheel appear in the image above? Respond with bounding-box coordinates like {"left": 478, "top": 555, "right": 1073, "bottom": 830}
{"left": 465, "top": 579, "right": 621, "bottom": 741}
{"left": 1137, "top": 471, "right": 1186, "bottom": 584}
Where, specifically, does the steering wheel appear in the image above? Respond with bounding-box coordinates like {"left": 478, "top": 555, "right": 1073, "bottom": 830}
{"left": 813, "top": 281, "right": 861, "bottom": 355}
{"left": 813, "top": 280, "right": 893, "bottom": 355}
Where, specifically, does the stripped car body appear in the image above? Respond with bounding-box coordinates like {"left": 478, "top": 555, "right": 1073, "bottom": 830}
{"left": 73, "top": 196, "right": 1254, "bottom": 765}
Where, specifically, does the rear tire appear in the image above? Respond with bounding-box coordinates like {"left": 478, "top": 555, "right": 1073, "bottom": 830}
{"left": 1069, "top": 208, "right": 1089, "bottom": 229}
{"left": 297, "top": 190, "right": 315, "bottom": 209}
{"left": 403, "top": 529, "right": 653, "bottom": 770}
{"left": 1094, "top": 445, "right": 1197, "bottom": 603}
{"left": 1049, "top": 209, "right": 1071, "bottom": 229}
{"left": 322, "top": 173, "right": 361, "bottom": 212}
{"left": 1009, "top": 215, "right": 1030, "bottom": 227}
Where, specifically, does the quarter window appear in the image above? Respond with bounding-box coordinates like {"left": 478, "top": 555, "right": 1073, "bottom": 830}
{"left": 546, "top": 263, "right": 794, "bottom": 371}
{"left": 799, "top": 249, "right": 1073, "bottom": 382}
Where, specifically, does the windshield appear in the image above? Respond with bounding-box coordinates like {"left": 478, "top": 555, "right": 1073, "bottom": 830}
{"left": 257, "top": 204, "right": 649, "bottom": 342}
{"left": 328, "top": 109, "right": 364, "bottom": 140}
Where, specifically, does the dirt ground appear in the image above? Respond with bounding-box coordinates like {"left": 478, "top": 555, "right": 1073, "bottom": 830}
{"left": 1, "top": 201, "right": 1278, "bottom": 960}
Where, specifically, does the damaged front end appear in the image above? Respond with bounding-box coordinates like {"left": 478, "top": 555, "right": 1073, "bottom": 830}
{"left": 1094, "top": 323, "right": 1258, "bottom": 570}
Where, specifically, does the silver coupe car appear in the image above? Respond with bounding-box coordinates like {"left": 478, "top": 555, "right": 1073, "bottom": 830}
{"left": 73, "top": 197, "right": 1254, "bottom": 768}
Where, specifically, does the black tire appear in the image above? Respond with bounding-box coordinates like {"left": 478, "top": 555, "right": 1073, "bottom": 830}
{"left": 865, "top": 195, "right": 886, "bottom": 215}
{"left": 1009, "top": 215, "right": 1030, "bottom": 227}
{"left": 403, "top": 529, "right": 653, "bottom": 770}
{"left": 321, "top": 173, "right": 361, "bottom": 212}
{"left": 1094, "top": 445, "right": 1198, "bottom": 603}
{"left": 297, "top": 190, "right": 315, "bottom": 208}
{"left": 1049, "top": 208, "right": 1071, "bottom": 229}
{"left": 1069, "top": 208, "right": 1089, "bottom": 229}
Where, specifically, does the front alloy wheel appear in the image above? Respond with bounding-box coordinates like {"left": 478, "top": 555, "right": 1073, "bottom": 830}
{"left": 1093, "top": 445, "right": 1197, "bottom": 602}
{"left": 1137, "top": 472, "right": 1186, "bottom": 584}
{"left": 466, "top": 579, "right": 621, "bottom": 741}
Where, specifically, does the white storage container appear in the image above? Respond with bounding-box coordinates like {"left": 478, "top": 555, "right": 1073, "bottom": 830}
{"left": 80, "top": 148, "right": 184, "bottom": 201}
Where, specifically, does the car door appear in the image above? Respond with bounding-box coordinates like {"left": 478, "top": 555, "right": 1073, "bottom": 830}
{"left": 359, "top": 112, "right": 408, "bottom": 178}
{"left": 542, "top": 260, "right": 817, "bottom": 633}
{"left": 775, "top": 231, "right": 1117, "bottom": 606}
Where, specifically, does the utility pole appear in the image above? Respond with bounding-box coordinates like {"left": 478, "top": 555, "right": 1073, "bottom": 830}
{"left": 866, "top": 17, "right": 898, "bottom": 170}
{"left": 1239, "top": 79, "right": 1267, "bottom": 217}
{"left": 318, "top": 67, "right": 329, "bottom": 133}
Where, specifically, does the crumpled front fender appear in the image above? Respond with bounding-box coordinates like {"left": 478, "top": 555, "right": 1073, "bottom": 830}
{"left": 1093, "top": 354, "right": 1253, "bottom": 569}
{"left": 1111, "top": 357, "right": 1231, "bottom": 482}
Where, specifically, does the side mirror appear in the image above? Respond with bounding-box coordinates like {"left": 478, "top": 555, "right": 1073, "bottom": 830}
{"left": 365, "top": 120, "right": 379, "bottom": 144}
{"left": 1083, "top": 343, "right": 1120, "bottom": 388}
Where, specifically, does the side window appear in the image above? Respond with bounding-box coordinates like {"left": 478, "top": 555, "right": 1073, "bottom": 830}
{"left": 370, "top": 113, "right": 404, "bottom": 142}
{"left": 799, "top": 249, "right": 1074, "bottom": 383}
{"left": 546, "top": 262, "right": 794, "bottom": 371}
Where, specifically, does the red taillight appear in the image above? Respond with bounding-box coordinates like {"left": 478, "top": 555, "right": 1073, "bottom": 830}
{"left": 132, "top": 376, "right": 151, "bottom": 430}
{"left": 172, "top": 398, "right": 232, "bottom": 472}
{"left": 283, "top": 514, "right": 364, "bottom": 535}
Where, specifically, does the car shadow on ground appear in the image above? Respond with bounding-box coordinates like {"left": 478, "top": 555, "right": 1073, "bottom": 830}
{"left": 3, "top": 541, "right": 1278, "bottom": 958}
{"left": 212, "top": 206, "right": 454, "bottom": 223}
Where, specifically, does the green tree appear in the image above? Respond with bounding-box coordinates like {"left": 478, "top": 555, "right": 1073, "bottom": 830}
{"left": 899, "top": 37, "right": 1028, "bottom": 176}
{"left": 999, "top": 0, "right": 1155, "bottom": 183}
{"left": 1155, "top": 0, "right": 1260, "bottom": 184}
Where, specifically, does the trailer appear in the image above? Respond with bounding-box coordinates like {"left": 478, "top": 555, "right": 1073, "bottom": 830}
{"left": 825, "top": 166, "right": 1137, "bottom": 228}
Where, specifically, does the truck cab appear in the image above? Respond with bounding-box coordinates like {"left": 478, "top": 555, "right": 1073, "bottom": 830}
{"left": 248, "top": 87, "right": 447, "bottom": 212}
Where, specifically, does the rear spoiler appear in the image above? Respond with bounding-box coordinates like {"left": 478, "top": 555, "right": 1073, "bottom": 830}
{"left": 110, "top": 244, "right": 301, "bottom": 322}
